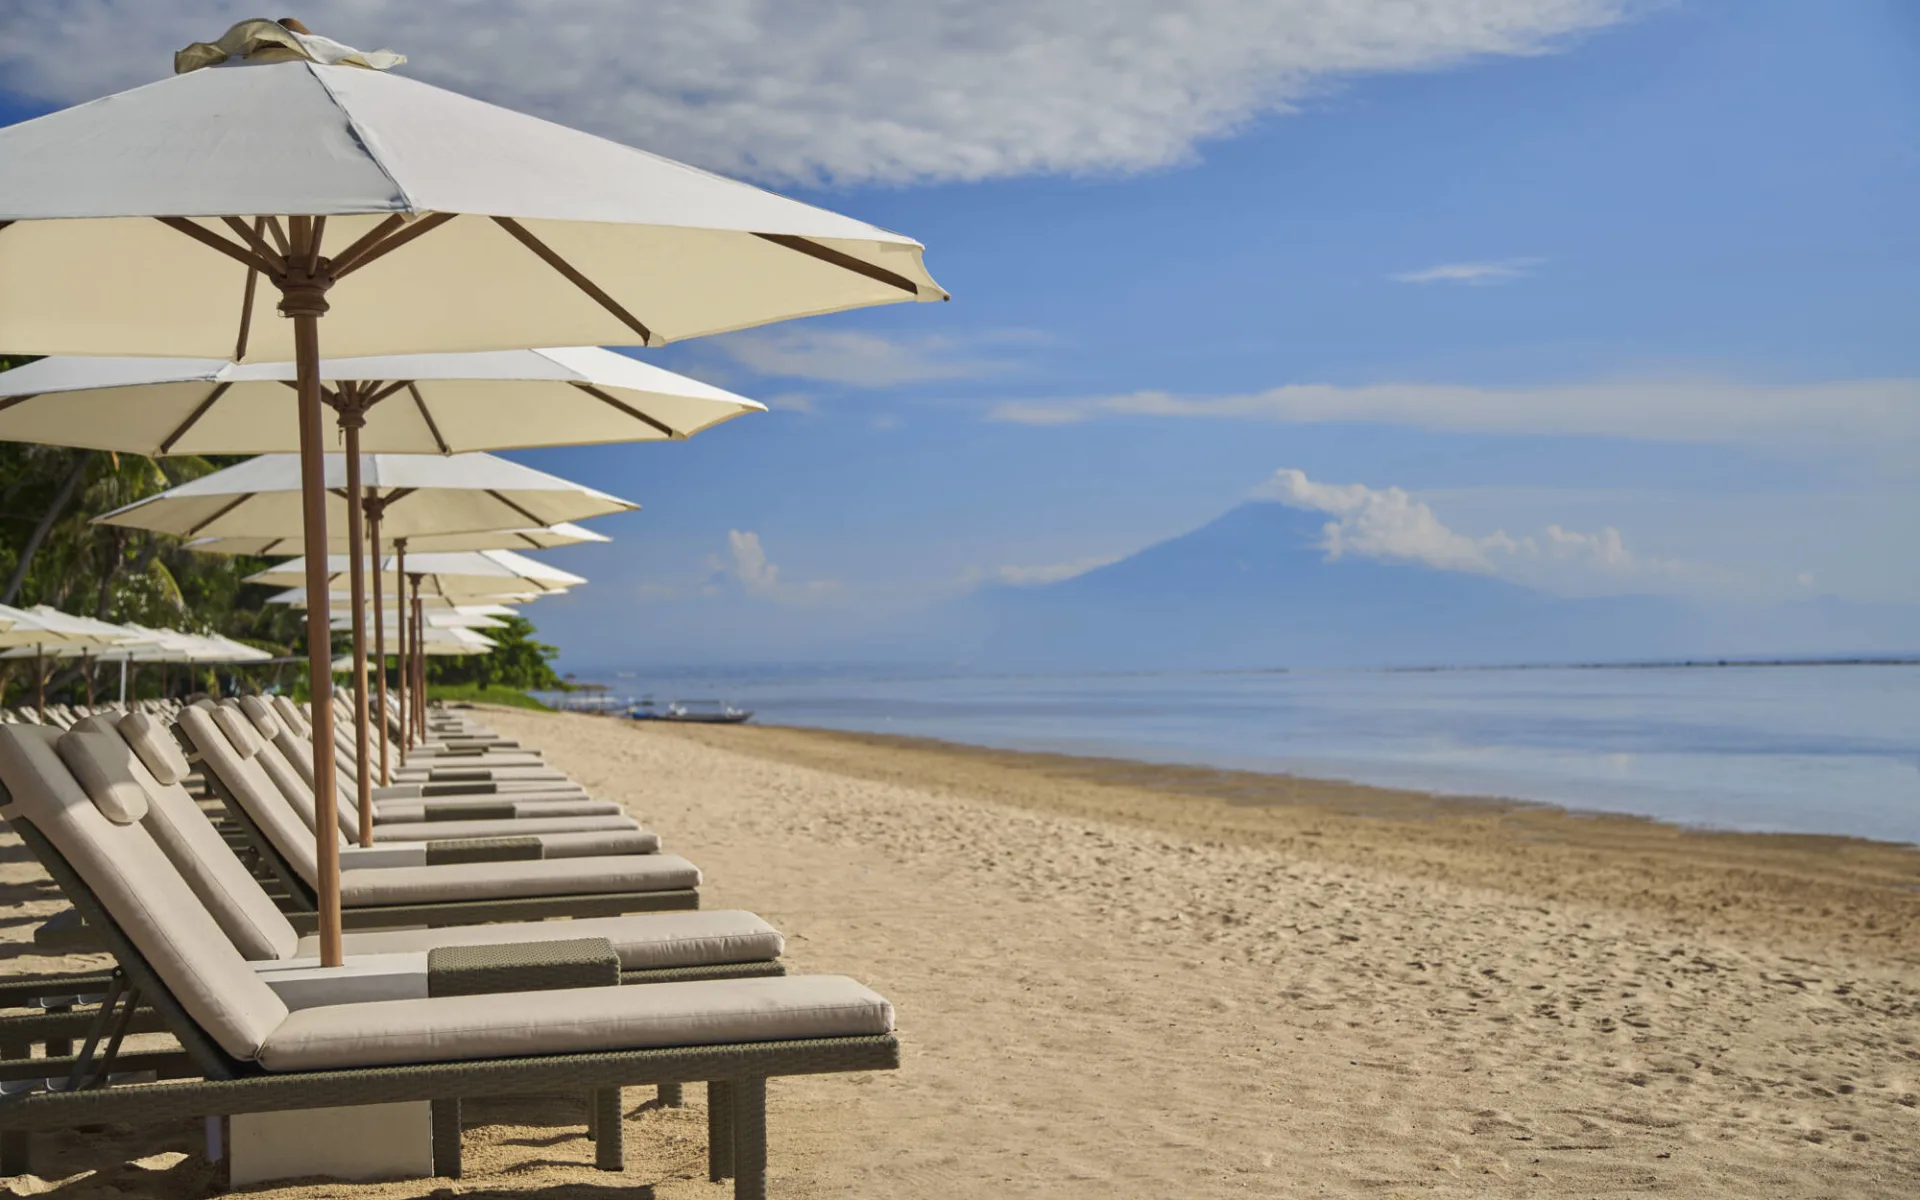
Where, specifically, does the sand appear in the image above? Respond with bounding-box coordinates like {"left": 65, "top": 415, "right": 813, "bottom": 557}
{"left": 3, "top": 707, "right": 1917, "bottom": 1198}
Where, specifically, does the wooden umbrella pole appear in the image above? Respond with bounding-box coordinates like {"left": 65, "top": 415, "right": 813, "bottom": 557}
{"left": 282, "top": 216, "right": 343, "bottom": 969}
{"left": 34, "top": 645, "right": 44, "bottom": 723}
{"left": 412, "top": 583, "right": 426, "bottom": 739}
{"left": 339, "top": 400, "right": 375, "bottom": 847}
{"left": 83, "top": 650, "right": 93, "bottom": 709}
{"left": 395, "top": 539, "right": 409, "bottom": 759}
{"left": 369, "top": 501, "right": 390, "bottom": 787}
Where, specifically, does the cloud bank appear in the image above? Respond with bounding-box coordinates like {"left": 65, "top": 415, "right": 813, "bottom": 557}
{"left": 989, "top": 378, "right": 1920, "bottom": 461}
{"left": 1, "top": 2, "right": 1633, "bottom": 186}
{"left": 1391, "top": 257, "right": 1543, "bottom": 284}
{"left": 1257, "top": 468, "right": 1686, "bottom": 590}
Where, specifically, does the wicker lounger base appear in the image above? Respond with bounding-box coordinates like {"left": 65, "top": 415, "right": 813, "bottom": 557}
{"left": 0, "top": 1036, "right": 899, "bottom": 1197}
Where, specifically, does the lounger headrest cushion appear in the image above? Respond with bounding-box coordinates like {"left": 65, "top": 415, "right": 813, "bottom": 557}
{"left": 56, "top": 731, "right": 150, "bottom": 824}
{"left": 118, "top": 712, "right": 191, "bottom": 785}
{"left": 238, "top": 696, "right": 284, "bottom": 740}
{"left": 190, "top": 698, "right": 217, "bottom": 711}
{"left": 211, "top": 706, "right": 263, "bottom": 759}
{"left": 68, "top": 714, "right": 120, "bottom": 737}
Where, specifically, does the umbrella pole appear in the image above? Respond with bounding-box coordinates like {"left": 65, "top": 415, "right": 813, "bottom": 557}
{"left": 370, "top": 502, "right": 390, "bottom": 787}
{"left": 412, "top": 583, "right": 425, "bottom": 739}
{"left": 83, "top": 651, "right": 93, "bottom": 709}
{"left": 34, "top": 645, "right": 44, "bottom": 723}
{"left": 396, "top": 540, "right": 409, "bottom": 761}
{"left": 282, "top": 219, "right": 344, "bottom": 970}
{"left": 340, "top": 408, "right": 375, "bottom": 847}
{"left": 120, "top": 659, "right": 128, "bottom": 706}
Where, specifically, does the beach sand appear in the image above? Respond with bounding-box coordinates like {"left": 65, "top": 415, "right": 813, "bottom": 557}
{"left": 3, "top": 706, "right": 1916, "bottom": 1198}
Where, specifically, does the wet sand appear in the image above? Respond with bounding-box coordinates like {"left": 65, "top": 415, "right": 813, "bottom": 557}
{"left": 3, "top": 707, "right": 1916, "bottom": 1198}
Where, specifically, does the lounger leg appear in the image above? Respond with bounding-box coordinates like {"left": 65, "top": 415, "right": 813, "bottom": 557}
{"left": 0, "top": 1131, "right": 28, "bottom": 1177}
{"left": 657, "top": 1082, "right": 683, "bottom": 1108}
{"left": 431, "top": 1098, "right": 461, "bottom": 1179}
{"left": 733, "top": 1077, "right": 767, "bottom": 1200}
{"left": 707, "top": 1079, "right": 734, "bottom": 1182}
{"left": 592, "top": 1087, "right": 624, "bottom": 1171}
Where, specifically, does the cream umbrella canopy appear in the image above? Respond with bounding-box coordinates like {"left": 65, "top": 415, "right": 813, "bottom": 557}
{"left": 0, "top": 348, "right": 766, "bottom": 454}
{"left": 0, "top": 608, "right": 143, "bottom": 717}
{"left": 245, "top": 550, "right": 585, "bottom": 596}
{"left": 184, "top": 520, "right": 608, "bottom": 557}
{"left": 0, "top": 20, "right": 944, "bottom": 967}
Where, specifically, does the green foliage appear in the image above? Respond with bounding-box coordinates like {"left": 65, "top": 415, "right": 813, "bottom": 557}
{"left": 424, "top": 615, "right": 563, "bottom": 691}
{"left": 426, "top": 682, "right": 552, "bottom": 711}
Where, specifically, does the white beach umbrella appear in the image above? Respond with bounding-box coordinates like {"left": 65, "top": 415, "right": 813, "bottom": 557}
{"left": 0, "top": 348, "right": 765, "bottom": 455}
{"left": 267, "top": 588, "right": 544, "bottom": 611}
{"left": 334, "top": 609, "right": 508, "bottom": 631}
{"left": 0, "top": 608, "right": 143, "bottom": 715}
{"left": 0, "top": 18, "right": 944, "bottom": 967}
{"left": 245, "top": 549, "right": 583, "bottom": 596}
{"left": 96, "top": 451, "right": 622, "bottom": 808}
{"left": 96, "top": 453, "right": 635, "bottom": 541}
{"left": 185, "top": 519, "right": 609, "bottom": 558}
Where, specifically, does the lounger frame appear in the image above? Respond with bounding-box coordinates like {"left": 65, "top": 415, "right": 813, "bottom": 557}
{"left": 0, "top": 819, "right": 888, "bottom": 1198}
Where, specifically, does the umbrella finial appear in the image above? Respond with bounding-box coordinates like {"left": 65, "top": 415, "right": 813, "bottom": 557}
{"left": 174, "top": 18, "right": 405, "bottom": 75}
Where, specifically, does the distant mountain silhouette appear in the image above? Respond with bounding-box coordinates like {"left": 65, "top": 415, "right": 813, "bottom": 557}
{"left": 971, "top": 501, "right": 1907, "bottom": 670}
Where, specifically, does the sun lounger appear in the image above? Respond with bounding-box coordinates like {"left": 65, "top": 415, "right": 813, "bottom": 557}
{"left": 6, "top": 717, "right": 787, "bottom": 1063}
{"left": 195, "top": 705, "right": 654, "bottom": 856}
{"left": 0, "top": 723, "right": 896, "bottom": 1194}
{"left": 170, "top": 707, "right": 699, "bottom": 927}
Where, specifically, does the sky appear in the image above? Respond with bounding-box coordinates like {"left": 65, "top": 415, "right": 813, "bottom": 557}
{"left": 2, "top": 1, "right": 1916, "bottom": 668}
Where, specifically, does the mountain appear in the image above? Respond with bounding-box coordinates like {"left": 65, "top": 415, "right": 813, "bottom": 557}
{"left": 969, "top": 501, "right": 1903, "bottom": 670}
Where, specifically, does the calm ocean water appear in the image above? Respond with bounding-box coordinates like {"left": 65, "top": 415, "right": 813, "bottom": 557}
{"left": 555, "top": 664, "right": 1920, "bottom": 844}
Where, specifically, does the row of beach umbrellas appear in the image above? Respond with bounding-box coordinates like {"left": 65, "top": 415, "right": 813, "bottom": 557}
{"left": 0, "top": 601, "right": 272, "bottom": 719}
{"left": 0, "top": 17, "right": 944, "bottom": 966}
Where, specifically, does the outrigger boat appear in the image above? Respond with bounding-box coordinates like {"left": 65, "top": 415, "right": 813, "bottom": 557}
{"left": 628, "top": 698, "right": 754, "bottom": 724}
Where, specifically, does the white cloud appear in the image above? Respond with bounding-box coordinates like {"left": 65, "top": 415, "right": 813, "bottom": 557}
{"left": 703, "top": 530, "right": 843, "bottom": 604}
{"left": 1257, "top": 468, "right": 1687, "bottom": 590}
{"left": 987, "top": 378, "right": 1920, "bottom": 462}
{"left": 706, "top": 329, "right": 1010, "bottom": 387}
{"left": 979, "top": 555, "right": 1121, "bottom": 587}
{"left": 0, "top": 2, "right": 1636, "bottom": 186}
{"left": 1391, "top": 257, "right": 1543, "bottom": 284}
{"left": 726, "top": 530, "right": 782, "bottom": 592}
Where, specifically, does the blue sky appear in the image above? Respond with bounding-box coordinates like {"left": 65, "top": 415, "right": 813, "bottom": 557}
{"left": 3, "top": 1, "right": 1916, "bottom": 667}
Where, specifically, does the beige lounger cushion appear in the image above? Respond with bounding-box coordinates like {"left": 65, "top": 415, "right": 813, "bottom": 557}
{"left": 300, "top": 909, "right": 783, "bottom": 971}
{"left": 55, "top": 731, "right": 150, "bottom": 824}
{"left": 373, "top": 800, "right": 624, "bottom": 823}
{"left": 210, "top": 705, "right": 263, "bottom": 758}
{"left": 338, "top": 853, "right": 699, "bottom": 907}
{"left": 257, "top": 974, "right": 891, "bottom": 1071}
{"left": 119, "top": 712, "right": 192, "bottom": 786}
{"left": 370, "top": 817, "right": 648, "bottom": 844}
{"left": 108, "top": 718, "right": 301, "bottom": 962}
{"left": 179, "top": 706, "right": 322, "bottom": 881}
{"left": 238, "top": 695, "right": 284, "bottom": 740}
{"left": 0, "top": 727, "right": 289, "bottom": 1060}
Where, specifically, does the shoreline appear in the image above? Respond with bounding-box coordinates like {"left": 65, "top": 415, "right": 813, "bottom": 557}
{"left": 645, "top": 718, "right": 1920, "bottom": 960}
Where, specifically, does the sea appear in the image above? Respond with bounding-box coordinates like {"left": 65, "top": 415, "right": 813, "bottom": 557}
{"left": 544, "top": 662, "right": 1920, "bottom": 845}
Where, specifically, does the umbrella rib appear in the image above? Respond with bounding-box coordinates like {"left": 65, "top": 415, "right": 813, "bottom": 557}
{"left": 158, "top": 382, "right": 232, "bottom": 454}
{"left": 570, "top": 381, "right": 680, "bottom": 438}
{"left": 327, "top": 215, "right": 406, "bottom": 275}
{"left": 485, "top": 490, "right": 546, "bottom": 527}
{"left": 233, "top": 218, "right": 265, "bottom": 361}
{"left": 405, "top": 383, "right": 451, "bottom": 454}
{"left": 183, "top": 492, "right": 253, "bottom": 537}
{"left": 366, "top": 380, "right": 411, "bottom": 406}
{"left": 263, "top": 217, "right": 291, "bottom": 257}
{"left": 490, "top": 217, "right": 655, "bottom": 344}
{"left": 332, "top": 213, "right": 458, "bottom": 280}
{"left": 752, "top": 233, "right": 922, "bottom": 297}
{"left": 156, "top": 217, "right": 272, "bottom": 273}
{"left": 220, "top": 217, "right": 286, "bottom": 274}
